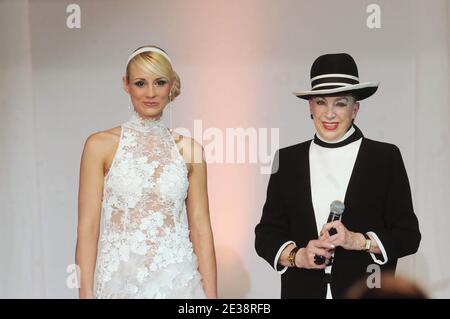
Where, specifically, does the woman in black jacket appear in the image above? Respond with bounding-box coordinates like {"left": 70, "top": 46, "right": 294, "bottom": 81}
{"left": 255, "top": 53, "right": 421, "bottom": 299}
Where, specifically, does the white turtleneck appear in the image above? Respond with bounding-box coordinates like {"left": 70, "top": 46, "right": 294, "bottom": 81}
{"left": 310, "top": 127, "right": 360, "bottom": 243}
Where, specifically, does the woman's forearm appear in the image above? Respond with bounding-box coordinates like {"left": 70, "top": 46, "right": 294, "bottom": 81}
{"left": 190, "top": 226, "right": 217, "bottom": 298}
{"left": 75, "top": 228, "right": 99, "bottom": 298}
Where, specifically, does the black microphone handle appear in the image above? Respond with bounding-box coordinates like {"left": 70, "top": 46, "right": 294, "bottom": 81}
{"left": 314, "top": 213, "right": 341, "bottom": 265}
{"left": 327, "top": 212, "right": 341, "bottom": 236}
{"left": 327, "top": 212, "right": 341, "bottom": 223}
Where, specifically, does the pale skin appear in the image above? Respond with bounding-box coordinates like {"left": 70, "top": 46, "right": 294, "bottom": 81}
{"left": 279, "top": 95, "right": 381, "bottom": 269}
{"left": 75, "top": 62, "right": 217, "bottom": 298}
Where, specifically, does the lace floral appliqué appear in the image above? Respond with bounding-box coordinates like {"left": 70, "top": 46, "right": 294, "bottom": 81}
{"left": 93, "top": 113, "right": 205, "bottom": 299}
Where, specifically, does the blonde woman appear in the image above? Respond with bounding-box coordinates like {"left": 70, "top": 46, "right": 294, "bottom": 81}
{"left": 76, "top": 46, "right": 217, "bottom": 299}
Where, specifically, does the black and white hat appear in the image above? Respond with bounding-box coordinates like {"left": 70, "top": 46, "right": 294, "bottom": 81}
{"left": 293, "top": 53, "right": 379, "bottom": 101}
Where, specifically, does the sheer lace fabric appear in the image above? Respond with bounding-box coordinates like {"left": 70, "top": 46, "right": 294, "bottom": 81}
{"left": 93, "top": 112, "right": 205, "bottom": 299}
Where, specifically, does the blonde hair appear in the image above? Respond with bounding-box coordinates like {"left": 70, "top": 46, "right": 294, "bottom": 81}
{"left": 126, "top": 45, "right": 181, "bottom": 100}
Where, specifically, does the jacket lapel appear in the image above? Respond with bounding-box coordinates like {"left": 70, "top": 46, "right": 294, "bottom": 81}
{"left": 285, "top": 141, "right": 319, "bottom": 240}
{"left": 342, "top": 138, "right": 366, "bottom": 224}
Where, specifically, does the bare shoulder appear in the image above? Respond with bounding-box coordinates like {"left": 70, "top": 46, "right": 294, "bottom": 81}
{"left": 83, "top": 126, "right": 121, "bottom": 159}
{"left": 175, "top": 133, "right": 202, "bottom": 150}
{"left": 171, "top": 132, "right": 205, "bottom": 169}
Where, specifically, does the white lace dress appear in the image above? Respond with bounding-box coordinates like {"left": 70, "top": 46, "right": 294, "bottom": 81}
{"left": 93, "top": 112, "right": 206, "bottom": 299}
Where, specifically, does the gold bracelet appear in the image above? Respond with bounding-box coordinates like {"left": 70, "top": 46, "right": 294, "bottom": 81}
{"left": 288, "top": 246, "right": 301, "bottom": 267}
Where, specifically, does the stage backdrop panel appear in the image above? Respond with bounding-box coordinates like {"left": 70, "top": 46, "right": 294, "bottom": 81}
{"left": 0, "top": 0, "right": 448, "bottom": 298}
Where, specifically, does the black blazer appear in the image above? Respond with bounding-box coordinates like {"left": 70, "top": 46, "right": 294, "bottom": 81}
{"left": 255, "top": 137, "right": 421, "bottom": 299}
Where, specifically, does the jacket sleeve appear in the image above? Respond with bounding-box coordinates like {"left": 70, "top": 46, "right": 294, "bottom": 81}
{"left": 371, "top": 145, "right": 421, "bottom": 260}
{"left": 255, "top": 150, "right": 292, "bottom": 271}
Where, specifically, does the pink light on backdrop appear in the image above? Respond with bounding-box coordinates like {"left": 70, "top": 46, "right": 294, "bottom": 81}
{"left": 169, "top": 0, "right": 271, "bottom": 297}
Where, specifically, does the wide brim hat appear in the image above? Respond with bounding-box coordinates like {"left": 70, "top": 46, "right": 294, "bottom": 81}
{"left": 293, "top": 53, "right": 379, "bottom": 101}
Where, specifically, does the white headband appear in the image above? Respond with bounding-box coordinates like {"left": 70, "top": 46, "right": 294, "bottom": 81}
{"left": 126, "top": 47, "right": 172, "bottom": 66}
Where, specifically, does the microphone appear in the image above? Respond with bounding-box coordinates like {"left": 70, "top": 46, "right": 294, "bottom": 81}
{"left": 314, "top": 200, "right": 345, "bottom": 265}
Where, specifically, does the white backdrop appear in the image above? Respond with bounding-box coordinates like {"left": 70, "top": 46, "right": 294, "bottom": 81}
{"left": 0, "top": 0, "right": 449, "bottom": 298}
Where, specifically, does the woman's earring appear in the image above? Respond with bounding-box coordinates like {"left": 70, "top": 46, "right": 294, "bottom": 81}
{"left": 169, "top": 92, "right": 173, "bottom": 102}
{"left": 310, "top": 114, "right": 313, "bottom": 120}
{"left": 128, "top": 105, "right": 132, "bottom": 110}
